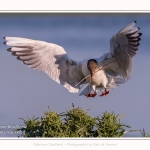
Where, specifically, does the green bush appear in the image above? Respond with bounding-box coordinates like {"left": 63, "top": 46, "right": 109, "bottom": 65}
{"left": 93, "top": 112, "right": 130, "bottom": 137}
{"left": 17, "top": 104, "right": 149, "bottom": 137}
{"left": 140, "top": 129, "right": 150, "bottom": 137}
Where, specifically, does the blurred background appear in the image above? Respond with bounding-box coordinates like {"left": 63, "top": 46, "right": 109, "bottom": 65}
{"left": 0, "top": 13, "right": 150, "bottom": 137}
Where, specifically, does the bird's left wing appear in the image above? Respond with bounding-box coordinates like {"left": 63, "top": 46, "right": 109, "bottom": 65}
{"left": 100, "top": 21, "right": 142, "bottom": 80}
{"left": 4, "top": 37, "right": 85, "bottom": 93}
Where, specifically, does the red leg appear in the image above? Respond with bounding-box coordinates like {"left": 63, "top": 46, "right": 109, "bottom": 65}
{"left": 99, "top": 89, "right": 109, "bottom": 97}
{"left": 85, "top": 91, "right": 97, "bottom": 98}
{"left": 85, "top": 78, "right": 97, "bottom": 98}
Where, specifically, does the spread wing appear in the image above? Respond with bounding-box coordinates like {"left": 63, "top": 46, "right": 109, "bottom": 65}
{"left": 4, "top": 37, "right": 85, "bottom": 93}
{"left": 102, "top": 21, "right": 142, "bottom": 80}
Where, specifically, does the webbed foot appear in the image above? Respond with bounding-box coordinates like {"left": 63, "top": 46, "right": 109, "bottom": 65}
{"left": 85, "top": 92, "right": 97, "bottom": 98}
{"left": 99, "top": 89, "right": 109, "bottom": 96}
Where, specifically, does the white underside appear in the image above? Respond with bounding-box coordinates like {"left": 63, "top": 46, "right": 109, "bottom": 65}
{"left": 87, "top": 70, "right": 108, "bottom": 88}
{"left": 81, "top": 60, "right": 108, "bottom": 89}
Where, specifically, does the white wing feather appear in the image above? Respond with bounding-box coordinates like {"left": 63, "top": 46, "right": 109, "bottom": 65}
{"left": 4, "top": 37, "right": 84, "bottom": 93}
{"left": 101, "top": 21, "right": 142, "bottom": 80}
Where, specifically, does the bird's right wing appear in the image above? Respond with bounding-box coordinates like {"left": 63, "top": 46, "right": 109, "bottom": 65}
{"left": 4, "top": 37, "right": 85, "bottom": 93}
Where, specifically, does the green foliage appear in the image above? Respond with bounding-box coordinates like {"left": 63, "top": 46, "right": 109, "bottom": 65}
{"left": 93, "top": 112, "right": 130, "bottom": 137}
{"left": 60, "top": 104, "right": 96, "bottom": 137}
{"left": 140, "top": 129, "right": 150, "bottom": 137}
{"left": 18, "top": 111, "right": 63, "bottom": 137}
{"left": 17, "top": 104, "right": 149, "bottom": 137}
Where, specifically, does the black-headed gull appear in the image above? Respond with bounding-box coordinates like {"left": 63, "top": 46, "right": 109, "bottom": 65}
{"left": 4, "top": 21, "right": 142, "bottom": 97}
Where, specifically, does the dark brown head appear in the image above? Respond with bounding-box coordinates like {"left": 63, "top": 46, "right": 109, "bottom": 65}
{"left": 87, "top": 59, "right": 98, "bottom": 77}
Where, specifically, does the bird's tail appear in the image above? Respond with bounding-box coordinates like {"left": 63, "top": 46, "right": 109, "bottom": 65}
{"left": 79, "top": 85, "right": 99, "bottom": 96}
{"left": 79, "top": 85, "right": 91, "bottom": 96}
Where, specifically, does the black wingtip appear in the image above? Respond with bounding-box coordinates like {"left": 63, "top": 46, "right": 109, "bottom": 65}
{"left": 17, "top": 56, "right": 21, "bottom": 60}
{"left": 134, "top": 21, "right": 137, "bottom": 23}
{"left": 138, "top": 27, "right": 140, "bottom": 30}
{"left": 3, "top": 42, "right": 6, "bottom": 45}
{"left": 3, "top": 37, "right": 6, "bottom": 40}
{"left": 7, "top": 48, "right": 11, "bottom": 52}
{"left": 139, "top": 33, "right": 142, "bottom": 37}
{"left": 12, "top": 52, "right": 17, "bottom": 56}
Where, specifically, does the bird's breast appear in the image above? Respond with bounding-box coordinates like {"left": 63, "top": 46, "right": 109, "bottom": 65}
{"left": 89, "top": 70, "right": 108, "bottom": 87}
{"left": 81, "top": 60, "right": 108, "bottom": 87}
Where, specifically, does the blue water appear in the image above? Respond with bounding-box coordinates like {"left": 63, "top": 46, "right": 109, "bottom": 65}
{"left": 0, "top": 13, "right": 150, "bottom": 137}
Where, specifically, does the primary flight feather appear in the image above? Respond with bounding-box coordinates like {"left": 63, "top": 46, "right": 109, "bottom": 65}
{"left": 4, "top": 21, "right": 142, "bottom": 97}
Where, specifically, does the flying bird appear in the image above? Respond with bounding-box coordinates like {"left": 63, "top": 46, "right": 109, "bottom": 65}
{"left": 4, "top": 21, "right": 142, "bottom": 97}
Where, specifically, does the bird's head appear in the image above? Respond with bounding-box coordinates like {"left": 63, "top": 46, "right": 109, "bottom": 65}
{"left": 87, "top": 59, "right": 98, "bottom": 77}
